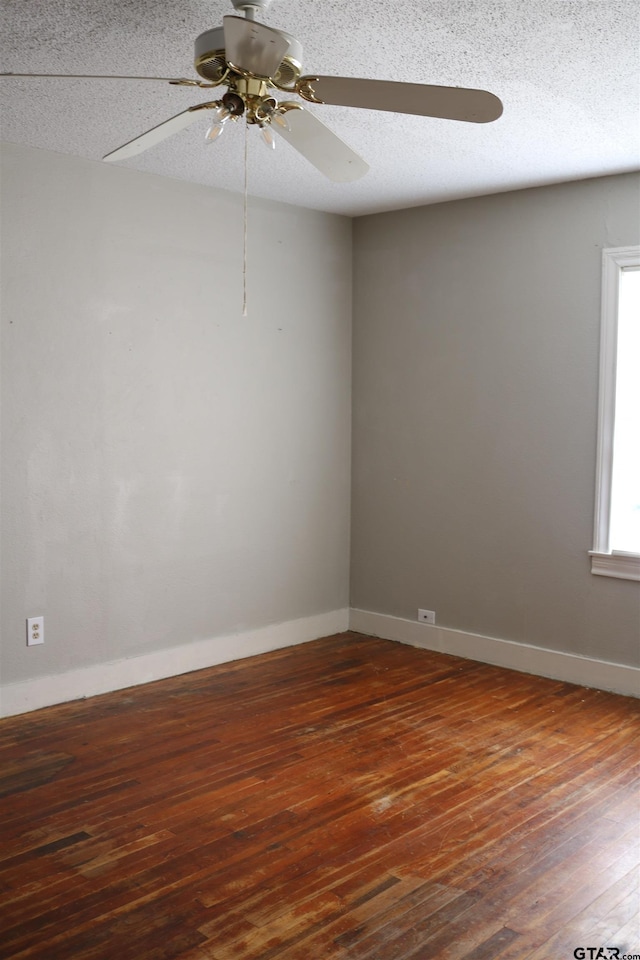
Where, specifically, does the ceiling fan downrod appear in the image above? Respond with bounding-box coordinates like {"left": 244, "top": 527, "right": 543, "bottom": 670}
{"left": 230, "top": 0, "right": 272, "bottom": 19}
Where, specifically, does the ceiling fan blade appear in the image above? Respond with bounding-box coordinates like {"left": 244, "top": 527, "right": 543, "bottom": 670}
{"left": 103, "top": 104, "right": 212, "bottom": 162}
{"left": 223, "top": 15, "right": 290, "bottom": 78}
{"left": 272, "top": 106, "right": 369, "bottom": 182}
{"left": 0, "top": 72, "right": 200, "bottom": 84}
{"left": 299, "top": 76, "right": 503, "bottom": 123}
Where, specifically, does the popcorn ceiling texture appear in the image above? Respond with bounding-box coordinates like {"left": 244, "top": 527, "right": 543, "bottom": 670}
{"left": 1, "top": 0, "right": 639, "bottom": 215}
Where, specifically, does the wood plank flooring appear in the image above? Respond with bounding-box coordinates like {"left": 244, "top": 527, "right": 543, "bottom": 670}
{"left": 0, "top": 632, "right": 638, "bottom": 960}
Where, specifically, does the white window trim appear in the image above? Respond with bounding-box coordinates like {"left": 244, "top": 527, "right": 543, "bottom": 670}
{"left": 590, "top": 245, "right": 640, "bottom": 581}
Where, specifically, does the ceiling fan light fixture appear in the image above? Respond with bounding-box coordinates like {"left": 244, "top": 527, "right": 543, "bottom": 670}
{"left": 204, "top": 92, "right": 246, "bottom": 143}
{"left": 271, "top": 109, "right": 290, "bottom": 132}
{"left": 204, "top": 102, "right": 232, "bottom": 142}
{"left": 213, "top": 103, "right": 232, "bottom": 122}
{"left": 259, "top": 123, "right": 276, "bottom": 149}
{"left": 257, "top": 98, "right": 291, "bottom": 132}
{"left": 205, "top": 119, "right": 227, "bottom": 143}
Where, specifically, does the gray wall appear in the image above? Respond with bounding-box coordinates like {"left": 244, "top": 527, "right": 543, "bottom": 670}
{"left": 1, "top": 142, "right": 352, "bottom": 686}
{"left": 351, "top": 173, "right": 640, "bottom": 667}
{"left": 2, "top": 143, "right": 638, "bottom": 697}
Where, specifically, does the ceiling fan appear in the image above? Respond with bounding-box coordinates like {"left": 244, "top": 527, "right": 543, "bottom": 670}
{"left": 1, "top": 0, "right": 503, "bottom": 183}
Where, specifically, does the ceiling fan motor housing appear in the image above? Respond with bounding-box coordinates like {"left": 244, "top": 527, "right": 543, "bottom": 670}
{"left": 194, "top": 25, "right": 303, "bottom": 86}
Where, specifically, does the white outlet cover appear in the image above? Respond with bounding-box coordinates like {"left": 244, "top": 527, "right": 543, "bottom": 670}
{"left": 418, "top": 609, "right": 436, "bottom": 625}
{"left": 27, "top": 616, "right": 44, "bottom": 646}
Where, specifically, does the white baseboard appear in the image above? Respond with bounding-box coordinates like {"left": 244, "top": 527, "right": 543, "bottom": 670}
{"left": 350, "top": 609, "right": 640, "bottom": 699}
{"left": 0, "top": 608, "right": 350, "bottom": 718}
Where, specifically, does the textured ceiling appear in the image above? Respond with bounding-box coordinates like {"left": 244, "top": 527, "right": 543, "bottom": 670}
{"left": 1, "top": 0, "right": 639, "bottom": 216}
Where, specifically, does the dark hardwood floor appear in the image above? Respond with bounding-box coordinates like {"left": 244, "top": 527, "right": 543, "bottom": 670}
{"left": 1, "top": 632, "right": 638, "bottom": 960}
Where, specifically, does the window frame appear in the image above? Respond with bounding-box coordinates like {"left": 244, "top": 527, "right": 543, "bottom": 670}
{"left": 590, "top": 245, "right": 640, "bottom": 581}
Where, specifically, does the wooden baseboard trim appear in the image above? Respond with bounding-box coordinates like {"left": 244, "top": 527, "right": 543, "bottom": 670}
{"left": 349, "top": 609, "right": 640, "bottom": 698}
{"left": 0, "top": 609, "right": 350, "bottom": 717}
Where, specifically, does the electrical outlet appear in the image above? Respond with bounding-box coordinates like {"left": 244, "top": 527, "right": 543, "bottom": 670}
{"left": 418, "top": 609, "right": 436, "bottom": 625}
{"left": 27, "top": 616, "right": 44, "bottom": 646}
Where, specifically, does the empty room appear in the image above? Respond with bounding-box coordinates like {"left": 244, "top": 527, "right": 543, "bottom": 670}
{"left": 1, "top": 1, "right": 639, "bottom": 958}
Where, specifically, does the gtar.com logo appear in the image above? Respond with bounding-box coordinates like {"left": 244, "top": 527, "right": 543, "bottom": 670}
{"left": 573, "top": 950, "right": 639, "bottom": 960}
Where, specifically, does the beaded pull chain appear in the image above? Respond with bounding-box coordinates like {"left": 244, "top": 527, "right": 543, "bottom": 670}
{"left": 242, "top": 121, "right": 248, "bottom": 317}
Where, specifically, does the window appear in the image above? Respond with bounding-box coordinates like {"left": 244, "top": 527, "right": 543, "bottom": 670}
{"left": 590, "top": 246, "right": 640, "bottom": 581}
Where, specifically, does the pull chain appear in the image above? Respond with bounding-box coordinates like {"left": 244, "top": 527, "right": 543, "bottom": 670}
{"left": 242, "top": 120, "right": 248, "bottom": 317}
